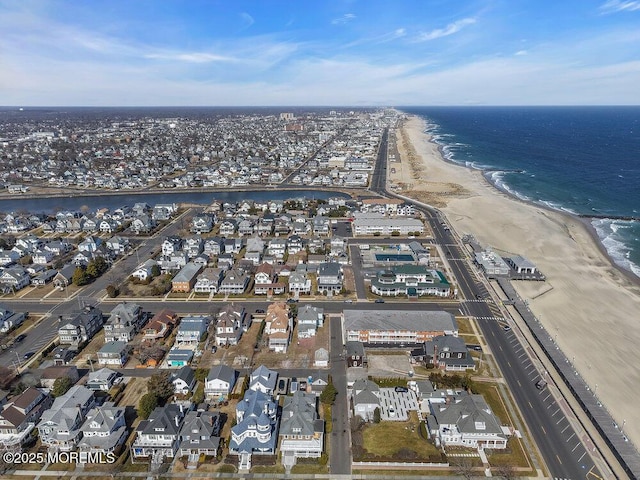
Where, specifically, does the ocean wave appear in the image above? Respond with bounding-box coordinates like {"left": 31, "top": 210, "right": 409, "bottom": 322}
{"left": 486, "top": 171, "right": 532, "bottom": 201}
{"left": 592, "top": 219, "right": 640, "bottom": 277}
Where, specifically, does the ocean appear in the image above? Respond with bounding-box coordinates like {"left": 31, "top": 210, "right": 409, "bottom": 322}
{"left": 401, "top": 106, "right": 640, "bottom": 278}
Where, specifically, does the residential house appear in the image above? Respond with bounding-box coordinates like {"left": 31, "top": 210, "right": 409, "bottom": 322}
{"left": 105, "top": 236, "right": 129, "bottom": 256}
{"left": 53, "top": 265, "right": 76, "bottom": 288}
{"left": 171, "top": 262, "right": 202, "bottom": 293}
{"left": 286, "top": 235, "right": 303, "bottom": 254}
{"left": 297, "top": 305, "right": 323, "bottom": 339}
{"left": 249, "top": 365, "right": 278, "bottom": 396}
{"left": 176, "top": 316, "right": 210, "bottom": 346}
{"left": 104, "top": 302, "right": 145, "bottom": 343}
{"left": 279, "top": 391, "right": 324, "bottom": 464}
{"left": 142, "top": 309, "right": 178, "bottom": 342}
{"left": 0, "top": 249, "right": 20, "bottom": 266}
{"left": 193, "top": 267, "right": 224, "bottom": 294}
{"left": 77, "top": 402, "right": 128, "bottom": 456}
{"left": 223, "top": 238, "right": 242, "bottom": 254}
{"left": 312, "top": 216, "right": 330, "bottom": 236}
{"left": 86, "top": 368, "right": 120, "bottom": 391}
{"left": 346, "top": 341, "right": 366, "bottom": 368}
{"left": 51, "top": 346, "right": 75, "bottom": 366}
{"left": 131, "top": 259, "right": 158, "bottom": 282}
{"left": 152, "top": 204, "right": 177, "bottom": 221}
{"left": 253, "top": 263, "right": 285, "bottom": 295}
{"left": 264, "top": 302, "right": 292, "bottom": 353}
{"left": 219, "top": 219, "right": 237, "bottom": 236}
{"left": 352, "top": 379, "right": 380, "bottom": 422}
{"left": 131, "top": 214, "right": 155, "bottom": 234}
{"left": 97, "top": 341, "right": 129, "bottom": 367}
{"left": 0, "top": 267, "right": 31, "bottom": 291}
{"left": 171, "top": 366, "right": 196, "bottom": 396}
{"left": 203, "top": 237, "right": 224, "bottom": 257}
{"left": 32, "top": 249, "right": 55, "bottom": 265}
{"left": 190, "top": 214, "right": 214, "bottom": 234}
{"left": 316, "top": 262, "right": 343, "bottom": 295}
{"left": 178, "top": 410, "right": 221, "bottom": 458}
{"left": 162, "top": 236, "right": 183, "bottom": 256}
{"left": 0, "top": 387, "right": 52, "bottom": 453}
{"left": 130, "top": 404, "right": 185, "bottom": 462}
{"left": 184, "top": 236, "right": 204, "bottom": 259}
{"left": 419, "top": 336, "right": 475, "bottom": 372}
{"left": 37, "top": 385, "right": 95, "bottom": 451}
{"left": 266, "top": 238, "right": 286, "bottom": 259}
{"left": 229, "top": 389, "right": 279, "bottom": 467}
{"left": 78, "top": 236, "right": 102, "bottom": 253}
{"left": 237, "top": 219, "right": 255, "bottom": 236}
{"left": 58, "top": 306, "right": 104, "bottom": 347}
{"left": 288, "top": 270, "right": 311, "bottom": 297}
{"left": 39, "top": 366, "right": 80, "bottom": 391}
{"left": 219, "top": 269, "right": 249, "bottom": 295}
{"left": 166, "top": 349, "right": 194, "bottom": 368}
{"left": 429, "top": 393, "right": 508, "bottom": 449}
{"left": 215, "top": 304, "right": 247, "bottom": 346}
{"left": 205, "top": 365, "right": 238, "bottom": 400}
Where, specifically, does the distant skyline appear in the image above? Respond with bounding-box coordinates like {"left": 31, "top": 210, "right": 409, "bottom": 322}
{"left": 1, "top": 0, "right": 640, "bottom": 106}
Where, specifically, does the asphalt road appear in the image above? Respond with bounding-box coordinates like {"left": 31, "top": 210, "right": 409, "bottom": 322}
{"left": 329, "top": 315, "right": 351, "bottom": 475}
{"left": 417, "top": 211, "right": 600, "bottom": 479}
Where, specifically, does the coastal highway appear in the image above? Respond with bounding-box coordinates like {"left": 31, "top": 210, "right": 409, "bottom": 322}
{"left": 372, "top": 130, "right": 602, "bottom": 479}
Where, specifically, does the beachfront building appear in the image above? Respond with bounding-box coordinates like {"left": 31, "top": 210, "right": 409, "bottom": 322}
{"left": 370, "top": 265, "right": 450, "bottom": 298}
{"left": 279, "top": 391, "right": 324, "bottom": 466}
{"left": 429, "top": 393, "right": 508, "bottom": 450}
{"left": 474, "top": 249, "right": 510, "bottom": 277}
{"left": 352, "top": 213, "right": 424, "bottom": 237}
{"left": 344, "top": 310, "right": 458, "bottom": 346}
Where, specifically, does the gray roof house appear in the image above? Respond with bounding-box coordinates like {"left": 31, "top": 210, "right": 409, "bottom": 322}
{"left": 0, "top": 387, "right": 52, "bottom": 452}
{"left": 430, "top": 393, "right": 508, "bottom": 450}
{"left": 205, "top": 365, "right": 238, "bottom": 400}
{"left": 131, "top": 404, "right": 185, "bottom": 462}
{"left": 297, "top": 305, "right": 324, "bottom": 339}
{"left": 37, "top": 385, "right": 95, "bottom": 451}
{"left": 352, "top": 379, "right": 380, "bottom": 422}
{"left": 229, "top": 389, "right": 279, "bottom": 465}
{"left": 176, "top": 316, "right": 210, "bottom": 345}
{"left": 104, "top": 302, "right": 145, "bottom": 343}
{"left": 97, "top": 341, "right": 129, "bottom": 367}
{"left": 421, "top": 335, "right": 475, "bottom": 372}
{"left": 215, "top": 303, "right": 247, "bottom": 346}
{"left": 178, "top": 411, "right": 221, "bottom": 458}
{"left": 219, "top": 269, "right": 249, "bottom": 295}
{"left": 279, "top": 391, "right": 324, "bottom": 464}
{"left": 249, "top": 365, "right": 278, "bottom": 396}
{"left": 86, "top": 368, "right": 120, "bottom": 391}
{"left": 77, "top": 402, "right": 128, "bottom": 455}
{"left": 58, "top": 306, "right": 104, "bottom": 347}
{"left": 316, "top": 262, "right": 343, "bottom": 295}
{"left": 171, "top": 366, "right": 196, "bottom": 396}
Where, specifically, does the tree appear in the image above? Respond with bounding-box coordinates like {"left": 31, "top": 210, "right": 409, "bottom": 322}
{"left": 51, "top": 377, "right": 73, "bottom": 397}
{"left": 138, "top": 345, "right": 166, "bottom": 365}
{"left": 86, "top": 257, "right": 108, "bottom": 279}
{"left": 373, "top": 407, "right": 381, "bottom": 424}
{"left": 151, "top": 264, "right": 161, "bottom": 278}
{"left": 138, "top": 393, "right": 158, "bottom": 419}
{"left": 0, "top": 366, "right": 16, "bottom": 389}
{"left": 494, "top": 463, "right": 516, "bottom": 480}
{"left": 147, "top": 371, "right": 174, "bottom": 402}
{"left": 106, "top": 284, "right": 119, "bottom": 298}
{"left": 72, "top": 266, "right": 90, "bottom": 286}
{"left": 320, "top": 381, "right": 338, "bottom": 406}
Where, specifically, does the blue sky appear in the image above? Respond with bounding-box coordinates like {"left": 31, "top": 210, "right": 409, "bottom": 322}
{"left": 1, "top": 0, "right": 640, "bottom": 106}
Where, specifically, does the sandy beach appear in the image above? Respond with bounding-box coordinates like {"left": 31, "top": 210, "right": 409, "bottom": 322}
{"left": 392, "top": 115, "right": 640, "bottom": 450}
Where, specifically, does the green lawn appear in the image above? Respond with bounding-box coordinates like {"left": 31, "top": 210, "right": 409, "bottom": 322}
{"left": 362, "top": 412, "right": 441, "bottom": 460}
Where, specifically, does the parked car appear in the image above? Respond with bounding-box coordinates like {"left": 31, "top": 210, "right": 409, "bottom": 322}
{"left": 15, "top": 334, "right": 26, "bottom": 343}
{"left": 286, "top": 298, "right": 298, "bottom": 304}
{"left": 502, "top": 325, "right": 511, "bottom": 331}
{"left": 394, "top": 386, "right": 408, "bottom": 393}
{"left": 23, "top": 351, "right": 35, "bottom": 360}
{"left": 375, "top": 299, "right": 385, "bottom": 303}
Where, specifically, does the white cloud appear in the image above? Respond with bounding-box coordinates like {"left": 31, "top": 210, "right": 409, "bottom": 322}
{"left": 145, "top": 52, "right": 235, "bottom": 63}
{"left": 240, "top": 12, "right": 255, "bottom": 27}
{"left": 331, "top": 13, "right": 356, "bottom": 25}
{"left": 414, "top": 17, "right": 476, "bottom": 42}
{"left": 515, "top": 50, "right": 528, "bottom": 56}
{"left": 600, "top": 0, "right": 640, "bottom": 13}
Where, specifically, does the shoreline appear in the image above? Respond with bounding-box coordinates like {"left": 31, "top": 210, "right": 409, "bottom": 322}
{"left": 394, "top": 113, "right": 640, "bottom": 450}
{"left": 427, "top": 126, "right": 640, "bottom": 286}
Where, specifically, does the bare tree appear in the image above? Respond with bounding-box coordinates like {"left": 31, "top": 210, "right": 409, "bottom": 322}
{"left": 450, "top": 456, "right": 477, "bottom": 480}
{"left": 493, "top": 463, "right": 516, "bottom": 480}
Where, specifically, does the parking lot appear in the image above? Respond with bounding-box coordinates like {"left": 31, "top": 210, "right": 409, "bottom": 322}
{"left": 377, "top": 388, "right": 419, "bottom": 421}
